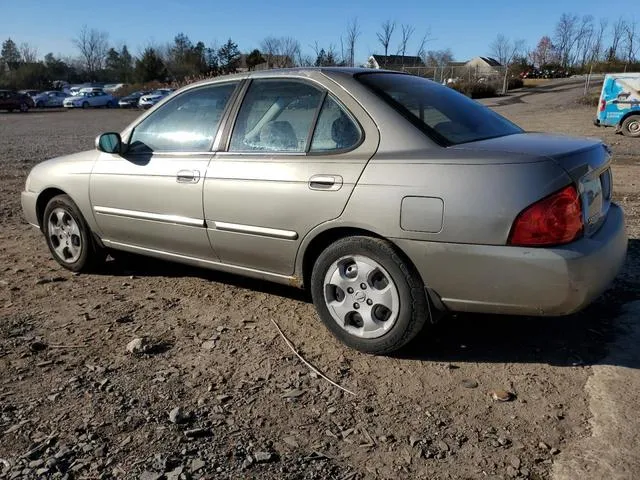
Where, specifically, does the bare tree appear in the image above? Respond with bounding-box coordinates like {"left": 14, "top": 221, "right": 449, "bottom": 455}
{"left": 609, "top": 17, "right": 626, "bottom": 61}
{"left": 345, "top": 18, "right": 361, "bottom": 67}
{"left": 376, "top": 20, "right": 395, "bottom": 64}
{"left": 73, "top": 25, "right": 109, "bottom": 76}
{"left": 396, "top": 24, "right": 415, "bottom": 61}
{"left": 575, "top": 15, "right": 594, "bottom": 68}
{"left": 623, "top": 20, "right": 638, "bottom": 67}
{"left": 490, "top": 34, "right": 525, "bottom": 93}
{"left": 589, "top": 18, "right": 608, "bottom": 63}
{"left": 554, "top": 13, "right": 579, "bottom": 68}
{"left": 260, "top": 36, "right": 300, "bottom": 68}
{"left": 416, "top": 30, "right": 431, "bottom": 61}
{"left": 19, "top": 42, "right": 38, "bottom": 63}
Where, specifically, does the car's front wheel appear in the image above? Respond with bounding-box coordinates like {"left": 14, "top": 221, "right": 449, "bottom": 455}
{"left": 19, "top": 102, "right": 29, "bottom": 112}
{"left": 310, "top": 236, "right": 429, "bottom": 354}
{"left": 82, "top": 101, "right": 89, "bottom": 109}
{"left": 42, "top": 194, "right": 104, "bottom": 272}
{"left": 621, "top": 115, "right": 640, "bottom": 137}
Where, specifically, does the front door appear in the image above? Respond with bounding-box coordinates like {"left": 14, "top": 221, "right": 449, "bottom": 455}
{"left": 90, "top": 81, "right": 240, "bottom": 259}
{"left": 204, "top": 77, "right": 379, "bottom": 276}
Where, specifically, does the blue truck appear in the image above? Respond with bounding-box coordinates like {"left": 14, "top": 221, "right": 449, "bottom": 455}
{"left": 594, "top": 73, "right": 640, "bottom": 137}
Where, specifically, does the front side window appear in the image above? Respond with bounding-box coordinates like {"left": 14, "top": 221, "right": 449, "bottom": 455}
{"left": 128, "top": 82, "right": 238, "bottom": 153}
{"left": 310, "top": 96, "right": 361, "bottom": 152}
{"left": 229, "top": 80, "right": 324, "bottom": 152}
{"left": 356, "top": 72, "right": 522, "bottom": 145}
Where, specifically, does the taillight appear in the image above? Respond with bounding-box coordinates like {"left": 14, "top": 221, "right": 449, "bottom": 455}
{"left": 599, "top": 99, "right": 606, "bottom": 111}
{"left": 508, "top": 185, "right": 583, "bottom": 247}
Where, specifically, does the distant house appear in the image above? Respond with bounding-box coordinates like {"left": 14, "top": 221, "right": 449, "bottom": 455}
{"left": 367, "top": 54, "right": 425, "bottom": 70}
{"left": 464, "top": 56, "right": 502, "bottom": 75}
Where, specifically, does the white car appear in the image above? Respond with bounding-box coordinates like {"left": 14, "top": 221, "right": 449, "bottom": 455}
{"left": 33, "top": 91, "right": 68, "bottom": 108}
{"left": 63, "top": 91, "right": 117, "bottom": 109}
{"left": 138, "top": 89, "right": 174, "bottom": 109}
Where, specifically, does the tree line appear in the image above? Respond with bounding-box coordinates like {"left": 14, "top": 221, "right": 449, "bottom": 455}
{"left": 0, "top": 13, "right": 638, "bottom": 90}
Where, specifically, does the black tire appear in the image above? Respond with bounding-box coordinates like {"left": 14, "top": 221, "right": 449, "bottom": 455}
{"left": 36, "top": 101, "right": 44, "bottom": 108}
{"left": 42, "top": 194, "right": 105, "bottom": 272}
{"left": 621, "top": 115, "right": 640, "bottom": 138}
{"left": 82, "top": 101, "right": 89, "bottom": 109}
{"left": 106, "top": 101, "right": 114, "bottom": 108}
{"left": 310, "top": 236, "right": 429, "bottom": 354}
{"left": 19, "top": 102, "right": 29, "bottom": 112}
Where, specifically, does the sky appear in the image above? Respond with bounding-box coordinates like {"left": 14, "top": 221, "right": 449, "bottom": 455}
{"left": 0, "top": 0, "right": 623, "bottom": 63}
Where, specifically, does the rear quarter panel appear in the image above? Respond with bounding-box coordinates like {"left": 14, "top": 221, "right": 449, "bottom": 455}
{"left": 333, "top": 152, "right": 573, "bottom": 246}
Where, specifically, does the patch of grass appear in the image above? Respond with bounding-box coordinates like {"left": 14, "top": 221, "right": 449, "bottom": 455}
{"left": 576, "top": 92, "right": 600, "bottom": 107}
{"left": 449, "top": 81, "right": 498, "bottom": 99}
{"left": 522, "top": 78, "right": 551, "bottom": 87}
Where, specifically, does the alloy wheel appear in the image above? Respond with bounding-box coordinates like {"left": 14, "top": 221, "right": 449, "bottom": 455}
{"left": 47, "top": 208, "right": 82, "bottom": 263}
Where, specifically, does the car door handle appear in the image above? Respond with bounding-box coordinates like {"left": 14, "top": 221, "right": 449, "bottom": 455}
{"left": 309, "top": 175, "right": 343, "bottom": 191}
{"left": 176, "top": 170, "right": 200, "bottom": 183}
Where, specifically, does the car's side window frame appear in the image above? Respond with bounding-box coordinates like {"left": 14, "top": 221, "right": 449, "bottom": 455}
{"left": 124, "top": 80, "right": 243, "bottom": 156}
{"left": 306, "top": 93, "right": 365, "bottom": 156}
{"left": 221, "top": 77, "right": 364, "bottom": 156}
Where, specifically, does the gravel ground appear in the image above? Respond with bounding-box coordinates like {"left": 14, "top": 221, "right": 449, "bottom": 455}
{"left": 0, "top": 80, "right": 638, "bottom": 480}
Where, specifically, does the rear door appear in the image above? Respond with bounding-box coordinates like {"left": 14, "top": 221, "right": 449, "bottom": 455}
{"left": 203, "top": 75, "right": 380, "bottom": 276}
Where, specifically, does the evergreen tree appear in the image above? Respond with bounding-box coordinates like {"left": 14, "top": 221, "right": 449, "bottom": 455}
{"left": 135, "top": 47, "right": 166, "bottom": 82}
{"left": 217, "top": 39, "right": 240, "bottom": 74}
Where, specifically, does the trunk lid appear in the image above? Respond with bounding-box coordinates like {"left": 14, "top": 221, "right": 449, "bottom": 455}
{"left": 451, "top": 132, "right": 613, "bottom": 237}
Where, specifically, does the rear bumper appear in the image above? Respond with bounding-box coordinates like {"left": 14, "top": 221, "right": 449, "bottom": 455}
{"left": 393, "top": 203, "right": 627, "bottom": 316}
{"left": 21, "top": 190, "right": 39, "bottom": 228}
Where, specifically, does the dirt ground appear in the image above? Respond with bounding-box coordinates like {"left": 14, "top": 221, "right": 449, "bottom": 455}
{"left": 1, "top": 79, "right": 638, "bottom": 480}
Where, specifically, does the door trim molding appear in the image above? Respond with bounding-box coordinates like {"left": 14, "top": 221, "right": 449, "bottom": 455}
{"left": 94, "top": 206, "right": 204, "bottom": 228}
{"left": 212, "top": 221, "right": 298, "bottom": 240}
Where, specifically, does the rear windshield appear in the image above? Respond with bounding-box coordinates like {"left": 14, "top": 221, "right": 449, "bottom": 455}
{"left": 356, "top": 72, "right": 522, "bottom": 146}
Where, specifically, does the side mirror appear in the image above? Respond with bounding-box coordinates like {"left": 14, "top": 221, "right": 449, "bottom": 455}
{"left": 96, "top": 132, "right": 122, "bottom": 154}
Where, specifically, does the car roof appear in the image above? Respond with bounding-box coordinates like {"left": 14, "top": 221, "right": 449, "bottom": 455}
{"left": 184, "top": 66, "right": 408, "bottom": 89}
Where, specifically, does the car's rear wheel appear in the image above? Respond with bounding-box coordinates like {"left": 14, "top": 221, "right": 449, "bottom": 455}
{"left": 36, "top": 101, "right": 44, "bottom": 108}
{"left": 621, "top": 115, "right": 640, "bottom": 137}
{"left": 82, "top": 101, "right": 89, "bottom": 109}
{"left": 42, "top": 194, "right": 105, "bottom": 272}
{"left": 310, "top": 236, "right": 429, "bottom": 354}
{"left": 19, "top": 102, "right": 29, "bottom": 112}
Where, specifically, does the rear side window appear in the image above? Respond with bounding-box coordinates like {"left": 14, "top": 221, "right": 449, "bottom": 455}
{"left": 356, "top": 73, "right": 522, "bottom": 146}
{"left": 310, "top": 96, "right": 361, "bottom": 152}
{"left": 230, "top": 80, "right": 324, "bottom": 152}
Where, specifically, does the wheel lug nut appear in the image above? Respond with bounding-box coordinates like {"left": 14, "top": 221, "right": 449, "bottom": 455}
{"left": 353, "top": 303, "right": 360, "bottom": 309}
{"left": 360, "top": 283, "right": 367, "bottom": 289}
{"left": 347, "top": 287, "right": 354, "bottom": 294}
{"left": 366, "top": 299, "right": 373, "bottom": 306}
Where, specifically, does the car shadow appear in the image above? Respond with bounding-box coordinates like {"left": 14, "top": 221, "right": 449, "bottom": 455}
{"left": 99, "top": 239, "right": 639, "bottom": 369}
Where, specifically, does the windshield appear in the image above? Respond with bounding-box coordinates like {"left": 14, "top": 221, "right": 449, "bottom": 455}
{"left": 356, "top": 72, "right": 522, "bottom": 146}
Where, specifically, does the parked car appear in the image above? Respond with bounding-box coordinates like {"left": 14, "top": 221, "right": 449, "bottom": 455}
{"left": 138, "top": 89, "right": 174, "bottom": 108}
{"left": 18, "top": 89, "right": 40, "bottom": 98}
{"left": 104, "top": 83, "right": 127, "bottom": 93}
{"left": 63, "top": 91, "right": 117, "bottom": 109}
{"left": 0, "top": 90, "right": 35, "bottom": 112}
{"left": 118, "top": 90, "right": 150, "bottom": 108}
{"left": 33, "top": 91, "right": 68, "bottom": 108}
{"left": 594, "top": 72, "right": 640, "bottom": 137}
{"left": 20, "top": 68, "right": 627, "bottom": 354}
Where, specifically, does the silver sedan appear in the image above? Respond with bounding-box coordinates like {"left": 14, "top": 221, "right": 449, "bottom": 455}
{"left": 21, "top": 68, "right": 627, "bottom": 354}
